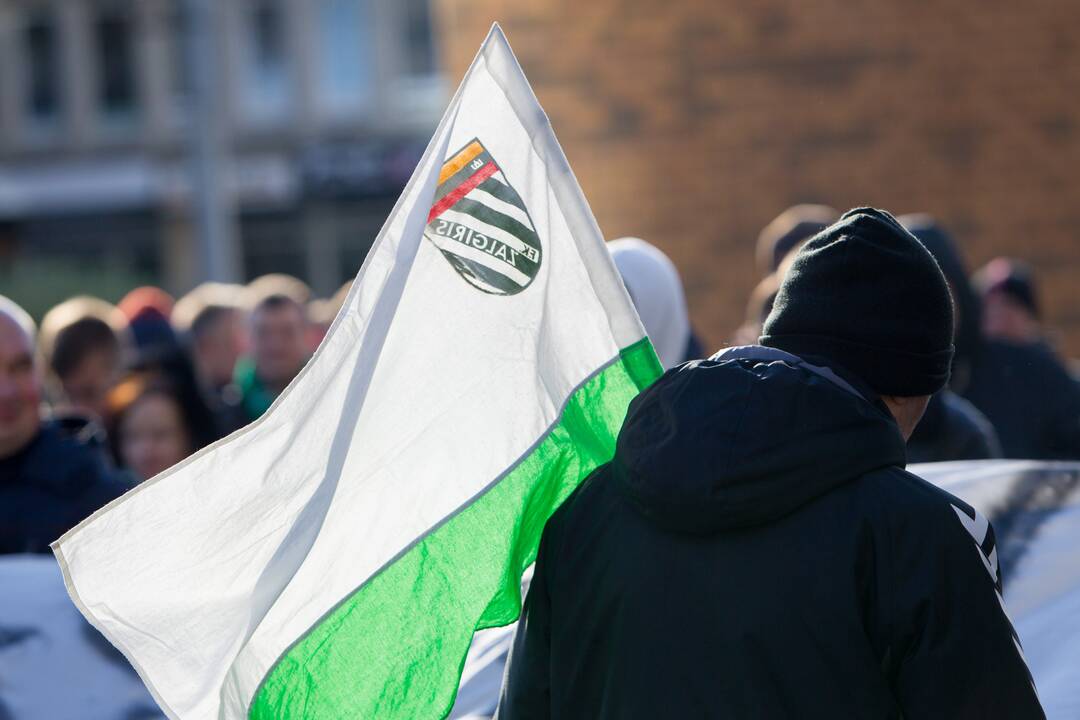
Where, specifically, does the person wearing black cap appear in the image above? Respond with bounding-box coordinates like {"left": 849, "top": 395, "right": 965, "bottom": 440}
{"left": 498, "top": 208, "right": 1043, "bottom": 720}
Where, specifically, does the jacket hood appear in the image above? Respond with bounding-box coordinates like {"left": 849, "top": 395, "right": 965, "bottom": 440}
{"left": 613, "top": 346, "right": 907, "bottom": 535}
{"left": 608, "top": 237, "right": 691, "bottom": 370}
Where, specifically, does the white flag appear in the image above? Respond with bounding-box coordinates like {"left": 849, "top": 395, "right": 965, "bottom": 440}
{"left": 54, "top": 24, "right": 661, "bottom": 719}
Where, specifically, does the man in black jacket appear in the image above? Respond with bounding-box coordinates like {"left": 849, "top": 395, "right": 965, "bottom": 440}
{"left": 0, "top": 296, "right": 130, "bottom": 554}
{"left": 497, "top": 209, "right": 1043, "bottom": 719}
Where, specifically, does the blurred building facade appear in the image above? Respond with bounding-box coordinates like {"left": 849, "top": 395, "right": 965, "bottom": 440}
{"left": 0, "top": 0, "right": 443, "bottom": 301}
{"left": 436, "top": 0, "right": 1080, "bottom": 359}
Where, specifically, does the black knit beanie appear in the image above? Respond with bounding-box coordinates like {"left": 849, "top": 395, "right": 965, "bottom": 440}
{"left": 760, "top": 207, "right": 955, "bottom": 397}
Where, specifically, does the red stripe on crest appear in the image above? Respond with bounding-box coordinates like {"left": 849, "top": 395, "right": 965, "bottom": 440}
{"left": 428, "top": 162, "right": 499, "bottom": 223}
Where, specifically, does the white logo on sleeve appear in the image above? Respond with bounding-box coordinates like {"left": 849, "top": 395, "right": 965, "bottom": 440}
{"left": 951, "top": 504, "right": 1038, "bottom": 697}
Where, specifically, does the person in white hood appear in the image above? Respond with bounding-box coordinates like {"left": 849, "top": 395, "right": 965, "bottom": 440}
{"left": 608, "top": 237, "right": 695, "bottom": 370}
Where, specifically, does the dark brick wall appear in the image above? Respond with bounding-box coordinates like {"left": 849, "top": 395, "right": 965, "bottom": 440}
{"left": 435, "top": 0, "right": 1080, "bottom": 358}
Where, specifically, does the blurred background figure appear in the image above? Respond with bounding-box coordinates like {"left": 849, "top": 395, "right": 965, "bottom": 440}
{"left": 732, "top": 205, "right": 835, "bottom": 347}
{"left": 902, "top": 215, "right": 1080, "bottom": 460}
{"left": 0, "top": 298, "right": 41, "bottom": 466}
{"left": 608, "top": 237, "right": 704, "bottom": 369}
{"left": 118, "top": 286, "right": 174, "bottom": 322}
{"left": 37, "top": 296, "right": 126, "bottom": 422}
{"left": 117, "top": 286, "right": 180, "bottom": 365}
{"left": 755, "top": 204, "right": 838, "bottom": 277}
{"left": 968, "top": 257, "right": 1080, "bottom": 459}
{"left": 732, "top": 272, "right": 780, "bottom": 347}
{"left": 905, "top": 385, "right": 1001, "bottom": 463}
{"left": 235, "top": 275, "right": 312, "bottom": 421}
{"left": 975, "top": 258, "right": 1043, "bottom": 345}
{"left": 893, "top": 215, "right": 1001, "bottom": 463}
{"left": 0, "top": 296, "right": 128, "bottom": 555}
{"left": 105, "top": 372, "right": 218, "bottom": 483}
{"left": 245, "top": 273, "right": 313, "bottom": 310}
{"left": 173, "top": 282, "right": 249, "bottom": 434}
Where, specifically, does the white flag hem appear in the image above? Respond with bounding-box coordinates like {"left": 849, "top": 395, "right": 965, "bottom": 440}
{"left": 53, "top": 547, "right": 183, "bottom": 719}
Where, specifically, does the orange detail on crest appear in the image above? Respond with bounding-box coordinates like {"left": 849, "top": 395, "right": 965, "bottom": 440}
{"left": 438, "top": 141, "right": 486, "bottom": 184}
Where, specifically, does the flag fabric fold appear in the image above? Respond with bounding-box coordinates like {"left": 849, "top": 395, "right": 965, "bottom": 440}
{"left": 53, "top": 24, "right": 661, "bottom": 719}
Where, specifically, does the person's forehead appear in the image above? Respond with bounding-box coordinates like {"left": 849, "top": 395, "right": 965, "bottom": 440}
{"left": 121, "top": 395, "right": 182, "bottom": 432}
{"left": 254, "top": 302, "right": 304, "bottom": 324}
{"left": 0, "top": 313, "right": 33, "bottom": 357}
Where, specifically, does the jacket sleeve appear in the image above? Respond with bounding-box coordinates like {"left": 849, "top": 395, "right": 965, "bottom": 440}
{"left": 495, "top": 527, "right": 554, "bottom": 720}
{"left": 890, "top": 499, "right": 1044, "bottom": 719}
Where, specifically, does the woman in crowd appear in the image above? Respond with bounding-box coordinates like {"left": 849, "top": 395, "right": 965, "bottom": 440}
{"left": 105, "top": 372, "right": 218, "bottom": 482}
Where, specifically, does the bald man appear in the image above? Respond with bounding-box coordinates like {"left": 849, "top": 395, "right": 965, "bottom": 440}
{"left": 0, "top": 296, "right": 129, "bottom": 554}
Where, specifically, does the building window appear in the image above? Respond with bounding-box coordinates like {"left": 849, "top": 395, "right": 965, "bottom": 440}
{"left": 96, "top": 7, "right": 139, "bottom": 128}
{"left": 315, "top": 0, "right": 375, "bottom": 119}
{"left": 402, "top": 0, "right": 436, "bottom": 77}
{"left": 243, "top": 0, "right": 289, "bottom": 123}
{"left": 385, "top": 0, "right": 442, "bottom": 124}
{"left": 23, "top": 10, "right": 61, "bottom": 131}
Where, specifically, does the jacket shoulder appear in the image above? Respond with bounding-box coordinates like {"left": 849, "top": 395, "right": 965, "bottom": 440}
{"left": 855, "top": 467, "right": 1004, "bottom": 600}
{"left": 859, "top": 464, "right": 972, "bottom": 510}
{"left": 25, "top": 422, "right": 124, "bottom": 498}
{"left": 854, "top": 466, "right": 987, "bottom": 551}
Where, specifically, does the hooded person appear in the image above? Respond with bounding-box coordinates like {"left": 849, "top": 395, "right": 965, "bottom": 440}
{"left": 901, "top": 215, "right": 1080, "bottom": 460}
{"left": 608, "top": 237, "right": 703, "bottom": 370}
{"left": 498, "top": 209, "right": 1043, "bottom": 720}
{"left": 896, "top": 214, "right": 983, "bottom": 390}
{"left": 890, "top": 215, "right": 1001, "bottom": 462}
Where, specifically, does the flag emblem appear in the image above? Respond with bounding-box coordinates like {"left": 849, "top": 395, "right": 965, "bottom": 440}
{"left": 426, "top": 138, "right": 542, "bottom": 295}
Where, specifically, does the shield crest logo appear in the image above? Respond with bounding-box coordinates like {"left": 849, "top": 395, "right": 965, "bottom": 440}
{"left": 425, "top": 139, "right": 542, "bottom": 295}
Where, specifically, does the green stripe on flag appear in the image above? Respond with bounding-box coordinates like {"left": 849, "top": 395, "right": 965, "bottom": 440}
{"left": 250, "top": 338, "right": 662, "bottom": 719}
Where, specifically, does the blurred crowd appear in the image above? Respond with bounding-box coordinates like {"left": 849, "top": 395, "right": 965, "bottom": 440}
{"left": 2, "top": 206, "right": 1079, "bottom": 556}
{"left": 0, "top": 274, "right": 349, "bottom": 554}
